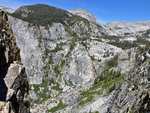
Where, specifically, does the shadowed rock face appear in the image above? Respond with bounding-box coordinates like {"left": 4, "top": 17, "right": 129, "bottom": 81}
{"left": 0, "top": 10, "right": 30, "bottom": 113}
{"left": 0, "top": 10, "right": 20, "bottom": 67}
{"left": 0, "top": 66, "right": 8, "bottom": 101}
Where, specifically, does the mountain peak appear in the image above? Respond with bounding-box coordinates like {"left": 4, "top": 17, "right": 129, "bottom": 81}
{"left": 0, "top": 6, "right": 15, "bottom": 13}
{"left": 69, "top": 8, "right": 100, "bottom": 24}
{"left": 71, "top": 8, "right": 89, "bottom": 13}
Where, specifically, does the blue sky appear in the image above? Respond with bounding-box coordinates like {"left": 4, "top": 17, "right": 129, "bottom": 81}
{"left": 0, "top": 0, "right": 150, "bottom": 24}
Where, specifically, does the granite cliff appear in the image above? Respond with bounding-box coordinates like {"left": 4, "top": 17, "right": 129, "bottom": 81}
{"left": 0, "top": 10, "right": 30, "bottom": 113}
{"left": 1, "top": 4, "right": 150, "bottom": 113}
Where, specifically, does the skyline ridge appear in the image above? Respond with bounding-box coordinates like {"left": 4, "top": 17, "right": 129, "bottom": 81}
{"left": 1, "top": 1, "right": 150, "bottom": 24}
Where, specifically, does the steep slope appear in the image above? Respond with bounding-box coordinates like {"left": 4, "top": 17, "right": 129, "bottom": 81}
{"left": 4, "top": 4, "right": 150, "bottom": 113}
{"left": 0, "top": 10, "right": 30, "bottom": 113}
{"left": 8, "top": 4, "right": 114, "bottom": 85}
{"left": 107, "top": 49, "right": 150, "bottom": 113}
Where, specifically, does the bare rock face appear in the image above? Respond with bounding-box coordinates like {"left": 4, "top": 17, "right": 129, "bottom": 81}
{"left": 0, "top": 6, "right": 15, "bottom": 14}
{"left": 0, "top": 10, "right": 30, "bottom": 113}
{"left": 107, "top": 21, "right": 150, "bottom": 35}
{"left": 107, "top": 54, "right": 150, "bottom": 113}
{"left": 69, "top": 8, "right": 100, "bottom": 24}
{"left": 0, "top": 101, "right": 15, "bottom": 113}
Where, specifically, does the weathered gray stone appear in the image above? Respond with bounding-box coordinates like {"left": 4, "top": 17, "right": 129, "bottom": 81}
{"left": 0, "top": 10, "right": 30, "bottom": 113}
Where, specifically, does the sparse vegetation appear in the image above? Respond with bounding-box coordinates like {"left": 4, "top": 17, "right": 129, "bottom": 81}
{"left": 51, "top": 43, "right": 63, "bottom": 53}
{"left": 131, "top": 102, "right": 136, "bottom": 113}
{"left": 142, "top": 29, "right": 150, "bottom": 38}
{"left": 29, "top": 78, "right": 52, "bottom": 104}
{"left": 51, "top": 82, "right": 63, "bottom": 91}
{"left": 108, "top": 83, "right": 116, "bottom": 93}
{"left": 38, "top": 35, "right": 42, "bottom": 47}
{"left": 80, "top": 69, "right": 125, "bottom": 106}
{"left": 42, "top": 45, "right": 65, "bottom": 76}
{"left": 65, "top": 26, "right": 75, "bottom": 36}
{"left": 54, "top": 65, "right": 63, "bottom": 76}
{"left": 70, "top": 36, "right": 78, "bottom": 50}
{"left": 100, "top": 35, "right": 121, "bottom": 41}
{"left": 135, "top": 41, "right": 150, "bottom": 62}
{"left": 16, "top": 50, "right": 21, "bottom": 61}
{"left": 108, "top": 41, "right": 138, "bottom": 50}
{"left": 53, "top": 59, "right": 66, "bottom": 76}
{"left": 106, "top": 55, "right": 118, "bottom": 68}
{"left": 29, "top": 78, "right": 62, "bottom": 105}
{"left": 46, "top": 101, "right": 67, "bottom": 112}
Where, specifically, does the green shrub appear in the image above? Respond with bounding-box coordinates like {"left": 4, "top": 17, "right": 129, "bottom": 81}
{"left": 54, "top": 65, "right": 62, "bottom": 76}
{"left": 51, "top": 82, "right": 62, "bottom": 91}
{"left": 16, "top": 51, "right": 21, "bottom": 61}
{"left": 29, "top": 78, "right": 52, "bottom": 104}
{"left": 106, "top": 55, "right": 118, "bottom": 68}
{"left": 108, "top": 41, "right": 138, "bottom": 50}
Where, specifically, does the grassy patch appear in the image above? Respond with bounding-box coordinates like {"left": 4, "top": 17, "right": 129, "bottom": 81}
{"left": 80, "top": 93, "right": 94, "bottom": 106}
{"left": 51, "top": 82, "right": 62, "bottom": 91}
{"left": 46, "top": 101, "right": 67, "bottom": 112}
{"left": 54, "top": 65, "right": 63, "bottom": 76}
{"left": 29, "top": 79, "right": 62, "bottom": 105}
{"left": 51, "top": 43, "right": 63, "bottom": 53}
{"left": 65, "top": 26, "right": 74, "bottom": 36}
{"left": 29, "top": 78, "right": 52, "bottom": 104}
{"left": 54, "top": 60, "right": 66, "bottom": 76}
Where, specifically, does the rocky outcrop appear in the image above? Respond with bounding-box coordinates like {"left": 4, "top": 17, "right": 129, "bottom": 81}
{"left": 107, "top": 21, "right": 150, "bottom": 35}
{"left": 69, "top": 8, "right": 100, "bottom": 24}
{"left": 107, "top": 51, "right": 150, "bottom": 113}
{"left": 0, "top": 10, "right": 30, "bottom": 113}
{"left": 0, "top": 10, "right": 20, "bottom": 67}
{"left": 0, "top": 6, "right": 15, "bottom": 14}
